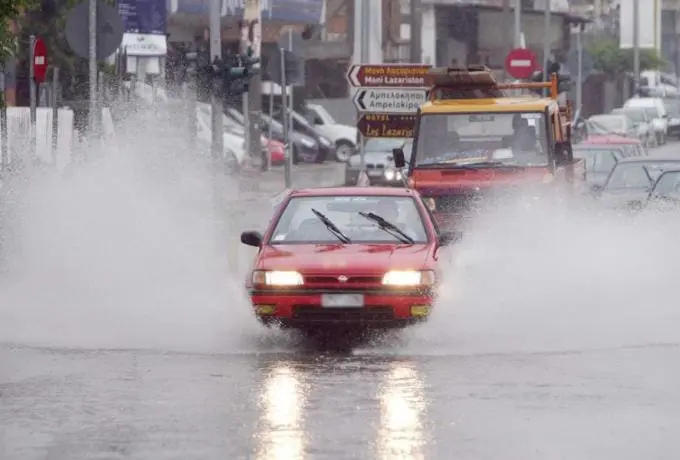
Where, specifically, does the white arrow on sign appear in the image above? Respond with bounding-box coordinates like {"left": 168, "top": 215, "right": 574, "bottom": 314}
{"left": 346, "top": 65, "right": 360, "bottom": 87}
{"left": 352, "top": 87, "right": 428, "bottom": 113}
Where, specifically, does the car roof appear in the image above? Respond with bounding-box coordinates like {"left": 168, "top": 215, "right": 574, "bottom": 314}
{"left": 616, "top": 156, "right": 680, "bottom": 164}
{"left": 289, "top": 186, "right": 417, "bottom": 197}
{"left": 573, "top": 143, "right": 625, "bottom": 150}
{"left": 581, "top": 135, "right": 641, "bottom": 145}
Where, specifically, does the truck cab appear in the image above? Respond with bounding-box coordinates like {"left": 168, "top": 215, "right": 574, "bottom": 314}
{"left": 392, "top": 65, "right": 585, "bottom": 225}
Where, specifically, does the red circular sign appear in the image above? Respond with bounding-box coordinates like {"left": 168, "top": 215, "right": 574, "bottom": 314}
{"left": 504, "top": 48, "right": 537, "bottom": 80}
{"left": 32, "top": 38, "right": 48, "bottom": 84}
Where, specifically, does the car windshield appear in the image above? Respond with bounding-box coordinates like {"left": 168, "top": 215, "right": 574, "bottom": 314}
{"left": 365, "top": 138, "right": 408, "bottom": 152}
{"left": 643, "top": 107, "right": 659, "bottom": 119}
{"left": 310, "top": 105, "right": 336, "bottom": 124}
{"left": 605, "top": 162, "right": 680, "bottom": 190}
{"left": 274, "top": 109, "right": 314, "bottom": 129}
{"left": 226, "top": 108, "right": 245, "bottom": 124}
{"left": 269, "top": 195, "right": 429, "bottom": 244}
{"left": 650, "top": 171, "right": 680, "bottom": 197}
{"left": 414, "top": 112, "right": 549, "bottom": 167}
{"left": 614, "top": 109, "right": 644, "bottom": 124}
{"left": 573, "top": 147, "right": 619, "bottom": 173}
{"left": 589, "top": 115, "right": 625, "bottom": 131}
{"left": 261, "top": 113, "right": 283, "bottom": 131}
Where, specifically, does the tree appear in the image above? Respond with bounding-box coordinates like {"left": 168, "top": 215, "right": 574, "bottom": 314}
{"left": 587, "top": 38, "right": 666, "bottom": 79}
{"left": 0, "top": 0, "right": 36, "bottom": 64}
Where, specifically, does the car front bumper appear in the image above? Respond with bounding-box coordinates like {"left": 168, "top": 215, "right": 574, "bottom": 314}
{"left": 250, "top": 290, "right": 433, "bottom": 328}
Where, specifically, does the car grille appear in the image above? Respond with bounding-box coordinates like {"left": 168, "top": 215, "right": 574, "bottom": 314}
{"left": 366, "top": 163, "right": 385, "bottom": 170}
{"left": 292, "top": 306, "right": 394, "bottom": 323}
{"left": 302, "top": 275, "right": 383, "bottom": 291}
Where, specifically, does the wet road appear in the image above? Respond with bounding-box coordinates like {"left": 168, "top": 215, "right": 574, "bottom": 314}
{"left": 2, "top": 343, "right": 680, "bottom": 459}
{"left": 3, "top": 143, "right": 680, "bottom": 459}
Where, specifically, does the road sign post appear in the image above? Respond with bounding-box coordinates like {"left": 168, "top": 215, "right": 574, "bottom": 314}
{"left": 504, "top": 48, "right": 537, "bottom": 80}
{"left": 346, "top": 64, "right": 430, "bottom": 184}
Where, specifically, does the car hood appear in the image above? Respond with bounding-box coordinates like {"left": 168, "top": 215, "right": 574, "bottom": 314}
{"left": 599, "top": 188, "right": 650, "bottom": 207}
{"left": 259, "top": 244, "right": 431, "bottom": 273}
{"left": 292, "top": 131, "right": 317, "bottom": 146}
{"left": 586, "top": 172, "right": 609, "bottom": 188}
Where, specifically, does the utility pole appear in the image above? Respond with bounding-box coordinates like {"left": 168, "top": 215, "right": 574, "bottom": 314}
{"left": 242, "top": 1, "right": 263, "bottom": 170}
{"left": 409, "top": 0, "right": 422, "bottom": 63}
{"left": 88, "top": 0, "right": 97, "bottom": 139}
{"left": 29, "top": 35, "right": 37, "bottom": 159}
{"left": 633, "top": 0, "right": 640, "bottom": 95}
{"left": 209, "top": 0, "right": 223, "bottom": 160}
{"left": 576, "top": 23, "right": 583, "bottom": 111}
{"left": 542, "top": 0, "right": 551, "bottom": 97}
{"left": 514, "top": 0, "right": 521, "bottom": 47}
{"left": 360, "top": 0, "right": 369, "bottom": 171}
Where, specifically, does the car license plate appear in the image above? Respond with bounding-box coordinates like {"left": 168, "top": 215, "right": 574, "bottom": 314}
{"left": 321, "top": 293, "right": 364, "bottom": 308}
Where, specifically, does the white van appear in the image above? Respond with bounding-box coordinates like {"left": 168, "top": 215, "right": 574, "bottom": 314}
{"left": 624, "top": 97, "right": 669, "bottom": 145}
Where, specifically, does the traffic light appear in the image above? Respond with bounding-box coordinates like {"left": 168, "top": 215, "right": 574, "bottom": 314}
{"left": 528, "top": 61, "right": 572, "bottom": 95}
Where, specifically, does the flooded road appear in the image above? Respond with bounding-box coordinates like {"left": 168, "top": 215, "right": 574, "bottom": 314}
{"left": 2, "top": 342, "right": 679, "bottom": 459}
{"left": 3, "top": 136, "right": 680, "bottom": 460}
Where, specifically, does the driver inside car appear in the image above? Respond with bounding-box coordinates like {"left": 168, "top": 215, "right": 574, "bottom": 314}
{"left": 359, "top": 199, "right": 419, "bottom": 241}
{"left": 512, "top": 115, "right": 537, "bottom": 151}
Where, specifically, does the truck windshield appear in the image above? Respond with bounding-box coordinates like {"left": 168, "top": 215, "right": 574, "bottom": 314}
{"left": 414, "top": 112, "right": 549, "bottom": 167}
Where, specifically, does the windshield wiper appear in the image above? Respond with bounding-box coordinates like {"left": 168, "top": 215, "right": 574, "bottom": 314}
{"left": 311, "top": 208, "right": 351, "bottom": 243}
{"left": 358, "top": 211, "right": 415, "bottom": 244}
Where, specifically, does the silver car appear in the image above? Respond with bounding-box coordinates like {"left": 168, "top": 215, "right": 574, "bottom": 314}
{"left": 611, "top": 107, "right": 656, "bottom": 147}
{"left": 344, "top": 138, "right": 412, "bottom": 186}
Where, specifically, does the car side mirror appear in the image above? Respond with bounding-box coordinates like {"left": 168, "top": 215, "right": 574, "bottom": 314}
{"left": 438, "top": 230, "right": 462, "bottom": 246}
{"left": 392, "top": 147, "right": 406, "bottom": 168}
{"left": 241, "top": 230, "right": 263, "bottom": 247}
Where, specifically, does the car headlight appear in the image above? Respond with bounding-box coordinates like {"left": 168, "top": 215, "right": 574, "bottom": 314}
{"left": 384, "top": 169, "right": 402, "bottom": 181}
{"left": 382, "top": 270, "right": 436, "bottom": 286}
{"left": 423, "top": 197, "right": 436, "bottom": 212}
{"left": 252, "top": 270, "right": 304, "bottom": 286}
{"left": 301, "top": 138, "right": 316, "bottom": 148}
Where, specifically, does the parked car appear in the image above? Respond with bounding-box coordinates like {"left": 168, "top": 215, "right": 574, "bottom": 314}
{"left": 579, "top": 134, "right": 647, "bottom": 157}
{"left": 644, "top": 169, "right": 680, "bottom": 212}
{"left": 610, "top": 107, "right": 656, "bottom": 147}
{"left": 305, "top": 103, "right": 358, "bottom": 162}
{"left": 195, "top": 109, "right": 246, "bottom": 166}
{"left": 260, "top": 112, "right": 324, "bottom": 164}
{"left": 587, "top": 113, "right": 637, "bottom": 139}
{"left": 271, "top": 108, "right": 334, "bottom": 162}
{"left": 662, "top": 98, "right": 680, "bottom": 138}
{"left": 624, "top": 97, "right": 669, "bottom": 145}
{"left": 344, "top": 138, "right": 412, "bottom": 186}
{"left": 572, "top": 144, "right": 628, "bottom": 191}
{"left": 597, "top": 157, "right": 680, "bottom": 210}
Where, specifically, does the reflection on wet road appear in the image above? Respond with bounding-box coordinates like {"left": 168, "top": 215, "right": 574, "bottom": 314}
{"left": 2, "top": 343, "right": 679, "bottom": 459}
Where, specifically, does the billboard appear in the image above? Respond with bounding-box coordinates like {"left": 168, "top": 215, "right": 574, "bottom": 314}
{"left": 174, "top": 0, "right": 323, "bottom": 23}
{"left": 619, "top": 0, "right": 662, "bottom": 50}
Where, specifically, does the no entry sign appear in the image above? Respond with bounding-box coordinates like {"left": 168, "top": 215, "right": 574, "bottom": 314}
{"left": 504, "top": 48, "right": 537, "bottom": 80}
{"left": 32, "top": 38, "right": 48, "bottom": 84}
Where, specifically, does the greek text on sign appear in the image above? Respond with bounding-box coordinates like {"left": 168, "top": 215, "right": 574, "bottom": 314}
{"left": 346, "top": 64, "right": 431, "bottom": 87}
{"left": 353, "top": 88, "right": 427, "bottom": 113}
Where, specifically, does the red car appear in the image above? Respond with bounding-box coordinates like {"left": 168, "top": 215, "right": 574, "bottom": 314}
{"left": 240, "top": 186, "right": 460, "bottom": 331}
{"left": 266, "top": 138, "right": 286, "bottom": 165}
